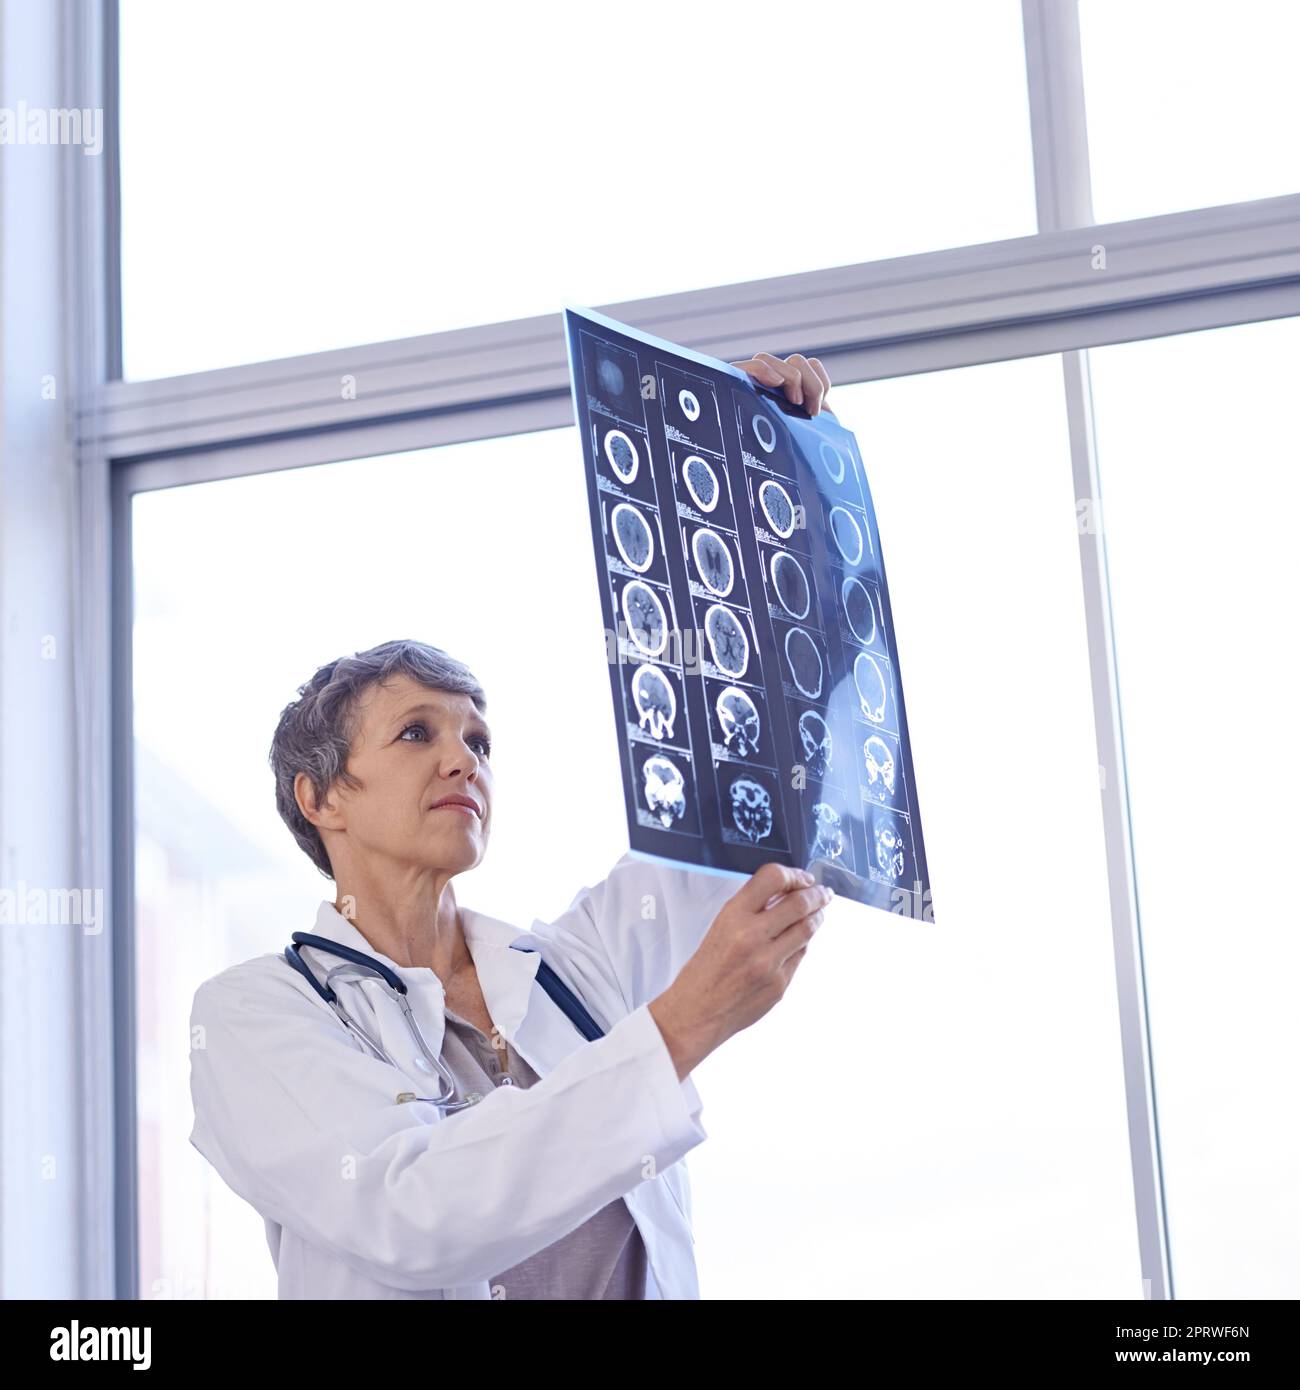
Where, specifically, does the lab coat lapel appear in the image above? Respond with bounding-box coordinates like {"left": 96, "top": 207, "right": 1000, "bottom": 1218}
{"left": 302, "top": 899, "right": 592, "bottom": 1078}
{"left": 299, "top": 900, "right": 450, "bottom": 1067}
{"left": 460, "top": 907, "right": 593, "bottom": 1076}
{"left": 458, "top": 906, "right": 539, "bottom": 1039}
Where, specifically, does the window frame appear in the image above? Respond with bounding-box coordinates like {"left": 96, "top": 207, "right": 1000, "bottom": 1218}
{"left": 59, "top": 0, "right": 1300, "bottom": 1298}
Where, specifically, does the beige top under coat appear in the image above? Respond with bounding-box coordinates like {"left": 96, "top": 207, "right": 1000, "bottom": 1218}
{"left": 439, "top": 1005, "right": 648, "bottom": 1300}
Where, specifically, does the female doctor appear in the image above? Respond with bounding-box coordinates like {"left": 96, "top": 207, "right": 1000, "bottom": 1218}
{"left": 187, "top": 351, "right": 836, "bottom": 1300}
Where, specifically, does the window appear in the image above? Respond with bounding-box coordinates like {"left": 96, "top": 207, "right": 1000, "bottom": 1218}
{"left": 117, "top": 0, "right": 1036, "bottom": 380}
{"left": 1079, "top": 0, "right": 1300, "bottom": 223}
{"left": 131, "top": 427, "right": 638, "bottom": 1295}
{"left": 94, "top": 0, "right": 1298, "bottom": 1302}
{"left": 691, "top": 356, "right": 1140, "bottom": 1296}
{"left": 1087, "top": 316, "right": 1300, "bottom": 1298}
{"left": 134, "top": 351, "right": 1150, "bottom": 1297}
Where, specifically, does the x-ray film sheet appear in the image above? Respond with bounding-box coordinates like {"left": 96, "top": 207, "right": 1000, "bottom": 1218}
{"left": 564, "top": 305, "right": 932, "bottom": 921}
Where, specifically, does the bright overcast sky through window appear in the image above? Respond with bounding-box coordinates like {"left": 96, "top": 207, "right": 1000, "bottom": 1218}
{"left": 117, "top": 0, "right": 1035, "bottom": 380}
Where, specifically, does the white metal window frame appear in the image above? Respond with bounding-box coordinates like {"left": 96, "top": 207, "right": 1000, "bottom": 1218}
{"left": 42, "top": 0, "right": 1300, "bottom": 1296}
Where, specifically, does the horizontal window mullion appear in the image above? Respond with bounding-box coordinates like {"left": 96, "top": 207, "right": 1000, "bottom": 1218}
{"left": 85, "top": 196, "right": 1300, "bottom": 463}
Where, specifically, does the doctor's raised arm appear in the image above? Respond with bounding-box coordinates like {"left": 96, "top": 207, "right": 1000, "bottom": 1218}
{"left": 187, "top": 352, "right": 832, "bottom": 1302}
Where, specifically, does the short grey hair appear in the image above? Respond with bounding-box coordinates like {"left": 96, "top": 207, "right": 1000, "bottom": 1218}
{"left": 269, "top": 639, "right": 487, "bottom": 879}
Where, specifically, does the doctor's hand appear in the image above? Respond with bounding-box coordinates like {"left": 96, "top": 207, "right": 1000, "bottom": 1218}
{"left": 731, "top": 352, "right": 832, "bottom": 415}
{"left": 648, "top": 864, "right": 831, "bottom": 1082}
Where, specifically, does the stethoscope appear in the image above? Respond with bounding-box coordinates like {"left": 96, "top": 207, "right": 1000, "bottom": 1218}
{"left": 284, "top": 931, "right": 605, "bottom": 1114}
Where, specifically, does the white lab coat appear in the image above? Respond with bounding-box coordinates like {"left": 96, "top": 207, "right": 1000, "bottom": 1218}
{"left": 188, "top": 850, "right": 741, "bottom": 1299}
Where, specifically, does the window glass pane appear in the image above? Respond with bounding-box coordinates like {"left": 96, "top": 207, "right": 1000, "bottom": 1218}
{"left": 1088, "top": 317, "right": 1300, "bottom": 1298}
{"left": 118, "top": 0, "right": 1036, "bottom": 381}
{"left": 691, "top": 357, "right": 1140, "bottom": 1296}
{"left": 133, "top": 352, "right": 1139, "bottom": 1297}
{"left": 1080, "top": 0, "right": 1300, "bottom": 223}
{"left": 133, "top": 428, "right": 628, "bottom": 1297}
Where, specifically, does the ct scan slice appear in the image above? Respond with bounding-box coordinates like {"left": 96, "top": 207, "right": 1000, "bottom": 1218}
{"left": 565, "top": 305, "right": 932, "bottom": 921}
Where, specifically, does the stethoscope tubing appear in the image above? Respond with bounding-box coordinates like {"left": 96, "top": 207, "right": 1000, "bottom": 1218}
{"left": 285, "top": 933, "right": 475, "bottom": 1111}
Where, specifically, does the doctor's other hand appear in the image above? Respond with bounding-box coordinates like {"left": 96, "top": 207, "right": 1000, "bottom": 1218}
{"left": 648, "top": 864, "right": 831, "bottom": 1081}
{"left": 731, "top": 351, "right": 832, "bottom": 415}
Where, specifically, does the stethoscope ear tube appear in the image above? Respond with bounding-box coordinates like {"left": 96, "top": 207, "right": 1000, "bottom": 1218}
{"left": 283, "top": 940, "right": 335, "bottom": 1002}
{"left": 288, "top": 932, "right": 408, "bottom": 993}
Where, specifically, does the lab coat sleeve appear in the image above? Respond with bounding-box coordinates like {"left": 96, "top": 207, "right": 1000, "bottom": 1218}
{"left": 529, "top": 852, "right": 746, "bottom": 1015}
{"left": 188, "top": 960, "right": 708, "bottom": 1292}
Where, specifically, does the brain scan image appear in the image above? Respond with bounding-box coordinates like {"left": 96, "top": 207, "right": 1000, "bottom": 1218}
{"left": 809, "top": 802, "right": 845, "bottom": 862}
{"left": 692, "top": 528, "right": 735, "bottom": 597}
{"left": 596, "top": 356, "right": 625, "bottom": 399}
{"left": 873, "top": 814, "right": 907, "bottom": 881}
{"left": 797, "top": 709, "right": 831, "bottom": 780}
{"left": 751, "top": 413, "right": 777, "bottom": 453}
{"left": 683, "top": 454, "right": 719, "bottom": 512}
{"left": 729, "top": 776, "right": 773, "bottom": 844}
{"left": 603, "top": 428, "right": 639, "bottom": 485}
{"left": 863, "top": 734, "right": 896, "bottom": 800}
{"left": 758, "top": 478, "right": 795, "bottom": 537}
{"left": 784, "top": 626, "right": 823, "bottom": 700}
{"left": 704, "top": 604, "right": 750, "bottom": 678}
{"left": 716, "top": 685, "right": 760, "bottom": 758}
{"left": 643, "top": 754, "right": 687, "bottom": 828}
{"left": 770, "top": 550, "right": 810, "bottom": 619}
{"left": 584, "top": 338, "right": 641, "bottom": 416}
{"left": 662, "top": 369, "right": 722, "bottom": 451}
{"left": 621, "top": 580, "right": 668, "bottom": 657}
{"left": 829, "top": 506, "right": 864, "bottom": 566}
{"left": 632, "top": 663, "right": 677, "bottom": 742}
{"left": 611, "top": 502, "right": 655, "bottom": 573}
{"left": 818, "top": 441, "right": 847, "bottom": 485}
{"left": 842, "top": 576, "right": 877, "bottom": 646}
{"left": 853, "top": 651, "right": 888, "bottom": 723}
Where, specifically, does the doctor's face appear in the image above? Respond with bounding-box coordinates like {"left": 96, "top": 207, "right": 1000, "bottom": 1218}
{"left": 330, "top": 674, "right": 492, "bottom": 876}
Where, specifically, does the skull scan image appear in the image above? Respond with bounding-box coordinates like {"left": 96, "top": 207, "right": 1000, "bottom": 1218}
{"left": 611, "top": 502, "right": 655, "bottom": 573}
{"left": 853, "top": 651, "right": 888, "bottom": 723}
{"left": 784, "top": 626, "right": 823, "bottom": 700}
{"left": 729, "top": 776, "right": 773, "bottom": 845}
{"left": 603, "top": 428, "right": 639, "bottom": 485}
{"left": 797, "top": 709, "right": 832, "bottom": 780}
{"left": 682, "top": 454, "right": 719, "bottom": 513}
{"left": 632, "top": 664, "right": 677, "bottom": 742}
{"left": 758, "top": 478, "right": 796, "bottom": 538}
{"left": 842, "top": 576, "right": 877, "bottom": 646}
{"left": 679, "top": 388, "right": 701, "bottom": 422}
{"left": 862, "top": 734, "right": 896, "bottom": 800}
{"left": 716, "top": 685, "right": 760, "bottom": 758}
{"left": 643, "top": 754, "right": 687, "bottom": 829}
{"left": 596, "top": 356, "right": 625, "bottom": 399}
{"left": 809, "top": 802, "right": 845, "bottom": 862}
{"left": 704, "top": 604, "right": 750, "bottom": 678}
{"left": 587, "top": 341, "right": 641, "bottom": 418}
{"left": 692, "top": 528, "right": 735, "bottom": 597}
{"left": 770, "top": 550, "right": 810, "bottom": 620}
{"left": 621, "top": 580, "right": 668, "bottom": 657}
{"left": 818, "top": 441, "right": 846, "bottom": 485}
{"left": 873, "top": 815, "right": 907, "bottom": 881}
{"left": 751, "top": 412, "right": 777, "bottom": 453}
{"left": 829, "top": 506, "right": 864, "bottom": 566}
